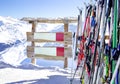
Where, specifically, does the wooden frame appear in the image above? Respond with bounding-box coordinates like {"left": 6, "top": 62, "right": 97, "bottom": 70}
{"left": 22, "top": 17, "right": 77, "bottom": 68}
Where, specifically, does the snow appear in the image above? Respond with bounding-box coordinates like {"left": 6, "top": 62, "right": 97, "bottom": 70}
{"left": 1, "top": 44, "right": 26, "bottom": 65}
{"left": 0, "top": 61, "right": 79, "bottom": 84}
{"left": 0, "top": 16, "right": 80, "bottom": 84}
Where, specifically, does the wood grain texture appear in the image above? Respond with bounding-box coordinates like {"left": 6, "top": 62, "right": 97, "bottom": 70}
{"left": 21, "top": 17, "right": 77, "bottom": 23}
{"left": 27, "top": 32, "right": 72, "bottom": 44}
{"left": 27, "top": 46, "right": 72, "bottom": 58}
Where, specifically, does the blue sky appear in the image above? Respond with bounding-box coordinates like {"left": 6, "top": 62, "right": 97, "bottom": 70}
{"left": 0, "top": 0, "right": 90, "bottom": 19}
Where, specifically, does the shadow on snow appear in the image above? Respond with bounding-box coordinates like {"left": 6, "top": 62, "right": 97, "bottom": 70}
{"left": 6, "top": 75, "right": 79, "bottom": 84}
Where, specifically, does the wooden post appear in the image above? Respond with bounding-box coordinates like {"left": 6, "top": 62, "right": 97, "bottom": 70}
{"left": 64, "top": 21, "right": 68, "bottom": 68}
{"left": 31, "top": 21, "right": 36, "bottom": 64}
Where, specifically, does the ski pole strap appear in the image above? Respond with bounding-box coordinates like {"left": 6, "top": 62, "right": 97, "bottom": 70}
{"left": 91, "top": 6, "right": 96, "bottom": 17}
{"left": 87, "top": 5, "right": 92, "bottom": 15}
{"left": 112, "top": 43, "right": 120, "bottom": 60}
{"left": 78, "top": 36, "right": 82, "bottom": 41}
{"left": 118, "top": 0, "right": 120, "bottom": 22}
{"left": 99, "top": 0, "right": 104, "bottom": 7}
{"left": 108, "top": 17, "right": 111, "bottom": 33}
{"left": 106, "top": 0, "right": 113, "bottom": 18}
{"left": 73, "top": 32, "right": 75, "bottom": 38}
{"left": 91, "top": 16, "right": 96, "bottom": 27}
{"left": 118, "top": 43, "right": 120, "bottom": 51}
{"left": 97, "top": 41, "right": 100, "bottom": 47}
{"left": 104, "top": 44, "right": 111, "bottom": 56}
{"left": 110, "top": 57, "right": 120, "bottom": 84}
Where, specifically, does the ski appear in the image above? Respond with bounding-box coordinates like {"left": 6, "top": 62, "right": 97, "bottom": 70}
{"left": 88, "top": 0, "right": 105, "bottom": 83}
{"left": 70, "top": 9, "right": 82, "bottom": 84}
{"left": 111, "top": 0, "right": 119, "bottom": 84}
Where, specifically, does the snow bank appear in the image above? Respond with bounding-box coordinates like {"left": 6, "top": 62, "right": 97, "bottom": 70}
{"left": 0, "top": 61, "right": 79, "bottom": 84}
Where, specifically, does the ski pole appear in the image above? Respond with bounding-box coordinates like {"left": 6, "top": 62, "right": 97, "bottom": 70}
{"left": 112, "top": 0, "right": 118, "bottom": 84}
{"left": 70, "top": 65, "right": 79, "bottom": 84}
{"left": 110, "top": 57, "right": 120, "bottom": 84}
{"left": 89, "top": 0, "right": 105, "bottom": 83}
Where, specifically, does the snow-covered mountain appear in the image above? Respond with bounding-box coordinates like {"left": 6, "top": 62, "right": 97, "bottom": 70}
{"left": 0, "top": 16, "right": 77, "bottom": 66}
{"left": 0, "top": 16, "right": 30, "bottom": 65}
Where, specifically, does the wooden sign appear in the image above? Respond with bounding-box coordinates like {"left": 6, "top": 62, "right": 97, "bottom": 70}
{"left": 27, "top": 46, "right": 72, "bottom": 60}
{"left": 23, "top": 18, "right": 75, "bottom": 68}
{"left": 27, "top": 32, "right": 72, "bottom": 44}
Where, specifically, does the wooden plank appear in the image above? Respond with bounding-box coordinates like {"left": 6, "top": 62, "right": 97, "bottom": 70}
{"left": 34, "top": 32, "right": 56, "bottom": 41}
{"left": 27, "top": 46, "right": 34, "bottom": 52}
{"left": 64, "top": 32, "right": 72, "bottom": 42}
{"left": 27, "top": 53, "right": 64, "bottom": 60}
{"left": 64, "top": 47, "right": 72, "bottom": 58}
{"left": 21, "top": 17, "right": 77, "bottom": 23}
{"left": 35, "top": 55, "right": 65, "bottom": 60}
{"left": 35, "top": 47, "right": 60, "bottom": 56}
{"left": 27, "top": 32, "right": 34, "bottom": 41}
{"left": 64, "top": 23, "right": 68, "bottom": 68}
{"left": 27, "top": 46, "right": 72, "bottom": 58}
{"left": 27, "top": 32, "right": 72, "bottom": 44}
{"left": 27, "top": 53, "right": 72, "bottom": 60}
{"left": 35, "top": 40, "right": 72, "bottom": 44}
{"left": 31, "top": 21, "right": 36, "bottom": 64}
{"left": 27, "top": 52, "right": 34, "bottom": 58}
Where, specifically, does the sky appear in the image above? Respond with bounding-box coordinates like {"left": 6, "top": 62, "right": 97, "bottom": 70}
{"left": 0, "top": 0, "right": 91, "bottom": 19}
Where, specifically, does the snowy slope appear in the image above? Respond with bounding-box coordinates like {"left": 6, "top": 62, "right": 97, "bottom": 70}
{"left": 0, "top": 16, "right": 77, "bottom": 67}
{"left": 0, "top": 61, "right": 80, "bottom": 84}
{"left": 0, "top": 16, "right": 80, "bottom": 84}
{"left": 0, "top": 16, "right": 31, "bottom": 65}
